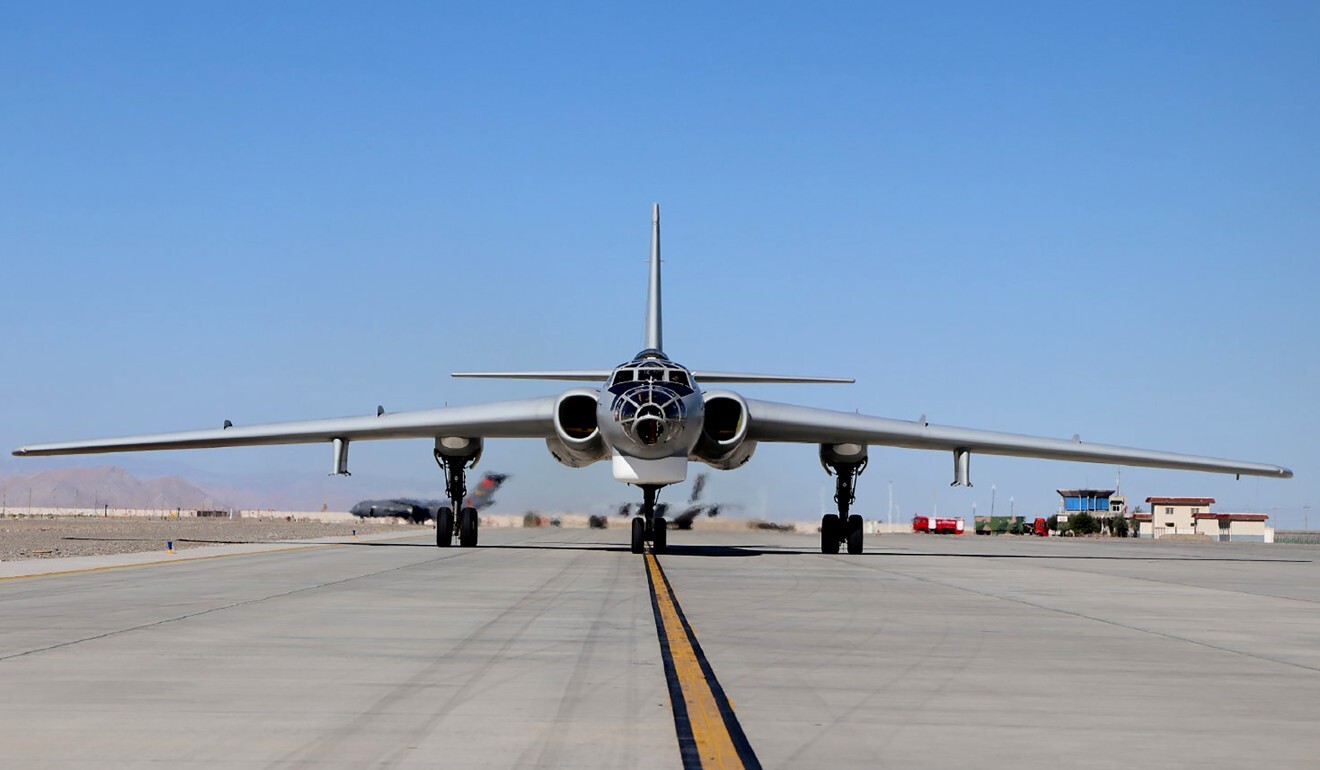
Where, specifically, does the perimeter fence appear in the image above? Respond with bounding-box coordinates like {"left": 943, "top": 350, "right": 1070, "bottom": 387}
{"left": 1274, "top": 531, "right": 1320, "bottom": 544}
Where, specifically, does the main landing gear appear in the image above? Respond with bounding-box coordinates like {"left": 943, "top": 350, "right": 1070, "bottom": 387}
{"left": 630, "top": 485, "right": 668, "bottom": 555}
{"left": 434, "top": 447, "right": 479, "bottom": 548}
{"left": 821, "top": 455, "right": 866, "bottom": 555}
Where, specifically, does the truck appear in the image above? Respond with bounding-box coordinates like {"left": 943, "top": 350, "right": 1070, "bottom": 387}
{"left": 912, "top": 515, "right": 965, "bottom": 534}
{"left": 974, "top": 515, "right": 1048, "bottom": 536}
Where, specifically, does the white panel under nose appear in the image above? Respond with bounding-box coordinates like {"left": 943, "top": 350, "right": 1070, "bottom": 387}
{"left": 611, "top": 453, "right": 688, "bottom": 484}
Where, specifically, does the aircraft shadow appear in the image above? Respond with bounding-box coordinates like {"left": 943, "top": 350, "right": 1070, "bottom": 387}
{"left": 56, "top": 535, "right": 1306, "bottom": 563}
{"left": 319, "top": 540, "right": 634, "bottom": 553}
{"left": 58, "top": 535, "right": 438, "bottom": 548}
{"left": 858, "top": 550, "right": 1310, "bottom": 564}
{"left": 482, "top": 542, "right": 634, "bottom": 553}
{"left": 662, "top": 544, "right": 812, "bottom": 557}
{"left": 654, "top": 546, "right": 1308, "bottom": 562}
{"left": 478, "top": 541, "right": 825, "bottom": 557}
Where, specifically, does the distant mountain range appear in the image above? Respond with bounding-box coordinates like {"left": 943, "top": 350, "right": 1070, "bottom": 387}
{"left": 0, "top": 465, "right": 338, "bottom": 512}
{"left": 0, "top": 465, "right": 446, "bottom": 513}
{"left": 0, "top": 466, "right": 232, "bottom": 511}
{"left": 0, "top": 466, "right": 221, "bottom": 511}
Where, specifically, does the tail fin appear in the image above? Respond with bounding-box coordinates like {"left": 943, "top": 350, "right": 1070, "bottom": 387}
{"left": 644, "top": 203, "right": 663, "bottom": 353}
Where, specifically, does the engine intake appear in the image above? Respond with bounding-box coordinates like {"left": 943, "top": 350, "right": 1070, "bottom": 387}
{"left": 691, "top": 391, "right": 756, "bottom": 470}
{"left": 547, "top": 389, "right": 608, "bottom": 468}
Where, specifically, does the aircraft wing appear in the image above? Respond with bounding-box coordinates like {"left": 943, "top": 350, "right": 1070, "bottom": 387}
{"left": 12, "top": 397, "right": 558, "bottom": 456}
{"left": 743, "top": 398, "right": 1293, "bottom": 479}
{"left": 451, "top": 370, "right": 854, "bottom": 384}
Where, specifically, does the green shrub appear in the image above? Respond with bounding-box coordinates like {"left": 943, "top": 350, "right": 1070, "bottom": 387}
{"left": 1071, "top": 511, "right": 1102, "bottom": 535}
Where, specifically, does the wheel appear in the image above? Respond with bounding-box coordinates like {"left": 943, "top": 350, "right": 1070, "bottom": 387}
{"left": 821, "top": 514, "right": 841, "bottom": 554}
{"left": 436, "top": 507, "right": 454, "bottom": 548}
{"left": 652, "top": 517, "right": 667, "bottom": 554}
{"left": 846, "top": 514, "right": 863, "bottom": 554}
{"left": 459, "top": 507, "right": 479, "bottom": 547}
{"left": 631, "top": 517, "right": 646, "bottom": 554}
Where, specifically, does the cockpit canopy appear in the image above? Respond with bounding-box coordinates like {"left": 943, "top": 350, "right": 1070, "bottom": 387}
{"left": 609, "top": 357, "right": 691, "bottom": 389}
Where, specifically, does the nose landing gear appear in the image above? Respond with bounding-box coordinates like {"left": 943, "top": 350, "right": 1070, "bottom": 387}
{"left": 630, "top": 485, "right": 668, "bottom": 554}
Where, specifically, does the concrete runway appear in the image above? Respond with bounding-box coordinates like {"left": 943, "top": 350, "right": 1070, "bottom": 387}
{"left": 2, "top": 528, "right": 1319, "bottom": 768}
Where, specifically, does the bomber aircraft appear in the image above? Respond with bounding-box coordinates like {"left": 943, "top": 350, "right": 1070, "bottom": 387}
{"left": 13, "top": 205, "right": 1293, "bottom": 554}
{"left": 351, "top": 471, "right": 509, "bottom": 524}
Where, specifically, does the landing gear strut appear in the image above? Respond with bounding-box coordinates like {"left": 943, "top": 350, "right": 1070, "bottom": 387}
{"left": 821, "top": 454, "right": 867, "bottom": 555}
{"left": 630, "top": 485, "right": 668, "bottom": 555}
{"left": 434, "top": 445, "right": 479, "bottom": 548}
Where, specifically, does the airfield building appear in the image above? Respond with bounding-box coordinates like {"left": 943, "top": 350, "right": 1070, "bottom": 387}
{"left": 1057, "top": 489, "right": 1127, "bottom": 519}
{"left": 1138, "top": 496, "right": 1214, "bottom": 537}
{"left": 1134, "top": 497, "right": 1272, "bottom": 541}
{"left": 1193, "top": 513, "right": 1271, "bottom": 542}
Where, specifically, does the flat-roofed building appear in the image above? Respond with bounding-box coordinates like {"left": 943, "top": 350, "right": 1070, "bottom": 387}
{"left": 1058, "top": 489, "right": 1131, "bottom": 534}
{"left": 1139, "top": 497, "right": 1215, "bottom": 538}
{"left": 1058, "top": 489, "right": 1115, "bottom": 515}
{"left": 1193, "top": 513, "right": 1272, "bottom": 543}
{"left": 1058, "top": 489, "right": 1130, "bottom": 518}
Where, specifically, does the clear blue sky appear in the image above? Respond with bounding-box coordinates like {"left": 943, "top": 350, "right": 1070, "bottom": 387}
{"left": 2, "top": 2, "right": 1316, "bottom": 525}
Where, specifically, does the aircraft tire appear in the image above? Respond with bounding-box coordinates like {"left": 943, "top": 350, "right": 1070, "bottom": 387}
{"left": 437, "top": 507, "right": 454, "bottom": 548}
{"left": 459, "top": 507, "right": 479, "bottom": 547}
{"left": 846, "top": 514, "right": 863, "bottom": 554}
{"left": 653, "top": 518, "right": 667, "bottom": 554}
{"left": 631, "top": 517, "right": 646, "bottom": 554}
{"left": 821, "top": 514, "right": 841, "bottom": 554}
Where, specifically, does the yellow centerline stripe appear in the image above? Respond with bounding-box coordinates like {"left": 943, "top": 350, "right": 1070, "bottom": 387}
{"left": 646, "top": 551, "right": 744, "bottom": 769}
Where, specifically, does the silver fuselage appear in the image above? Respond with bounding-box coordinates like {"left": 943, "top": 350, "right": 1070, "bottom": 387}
{"left": 596, "top": 354, "right": 704, "bottom": 485}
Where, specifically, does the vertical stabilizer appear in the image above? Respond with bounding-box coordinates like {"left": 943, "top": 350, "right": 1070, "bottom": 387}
{"left": 644, "top": 203, "right": 663, "bottom": 353}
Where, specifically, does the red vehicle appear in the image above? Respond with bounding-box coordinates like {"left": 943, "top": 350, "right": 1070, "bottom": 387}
{"left": 1032, "top": 518, "right": 1048, "bottom": 537}
{"left": 913, "top": 515, "right": 965, "bottom": 534}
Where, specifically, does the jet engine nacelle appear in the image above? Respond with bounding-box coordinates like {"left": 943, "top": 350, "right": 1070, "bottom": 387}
{"left": 690, "top": 390, "right": 757, "bottom": 470}
{"left": 820, "top": 441, "right": 868, "bottom": 469}
{"left": 435, "top": 435, "right": 483, "bottom": 465}
{"left": 546, "top": 388, "right": 609, "bottom": 468}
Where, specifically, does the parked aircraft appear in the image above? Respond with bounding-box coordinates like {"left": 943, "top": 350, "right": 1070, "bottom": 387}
{"left": 13, "top": 205, "right": 1293, "bottom": 555}
{"left": 351, "top": 472, "right": 508, "bottom": 523}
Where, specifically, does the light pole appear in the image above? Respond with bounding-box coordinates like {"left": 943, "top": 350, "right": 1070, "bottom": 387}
{"left": 991, "top": 485, "right": 997, "bottom": 518}
{"left": 888, "top": 480, "right": 893, "bottom": 529}
{"left": 1305, "top": 505, "right": 1311, "bottom": 531}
